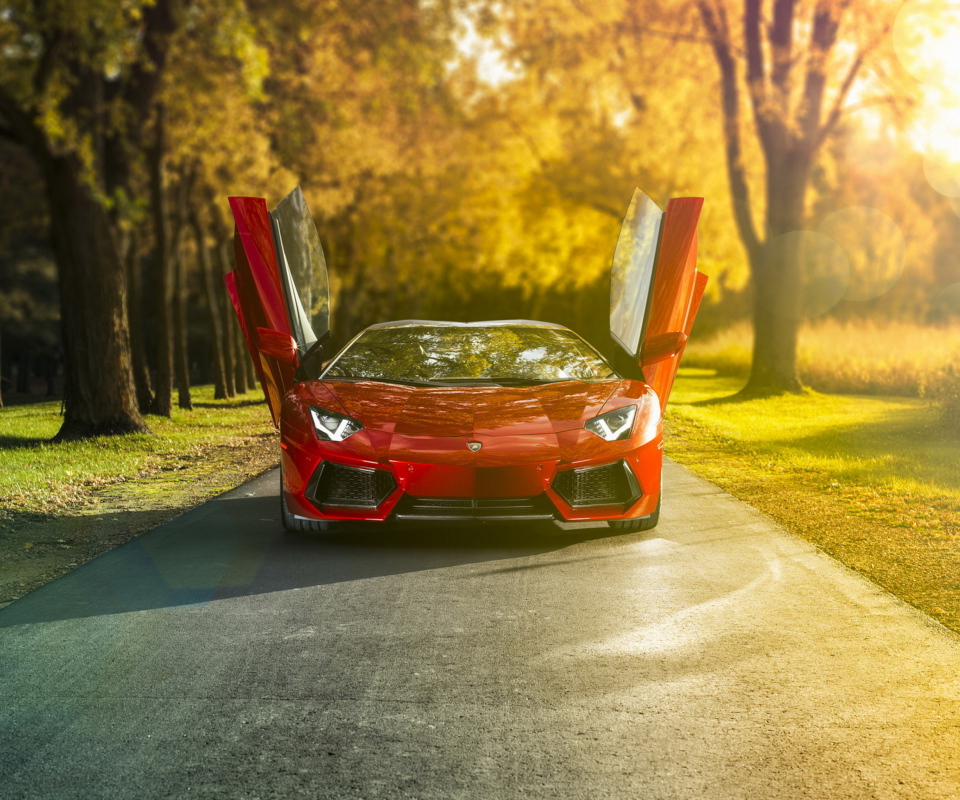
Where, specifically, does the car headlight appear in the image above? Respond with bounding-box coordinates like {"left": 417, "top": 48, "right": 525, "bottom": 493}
{"left": 309, "top": 407, "right": 363, "bottom": 441}
{"left": 584, "top": 405, "right": 637, "bottom": 441}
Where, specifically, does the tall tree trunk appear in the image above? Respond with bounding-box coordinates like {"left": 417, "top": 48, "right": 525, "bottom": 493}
{"left": 743, "top": 151, "right": 809, "bottom": 394}
{"left": 697, "top": 0, "right": 861, "bottom": 396}
{"left": 218, "top": 237, "right": 249, "bottom": 394}
{"left": 172, "top": 181, "right": 193, "bottom": 411}
{"left": 191, "top": 211, "right": 229, "bottom": 399}
{"left": 173, "top": 223, "right": 192, "bottom": 411}
{"left": 234, "top": 316, "right": 250, "bottom": 395}
{"left": 147, "top": 110, "right": 174, "bottom": 417}
{"left": 45, "top": 151, "right": 149, "bottom": 439}
{"left": 125, "top": 232, "right": 154, "bottom": 411}
{"left": 222, "top": 296, "right": 236, "bottom": 398}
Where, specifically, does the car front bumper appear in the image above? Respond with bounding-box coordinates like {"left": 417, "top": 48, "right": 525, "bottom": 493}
{"left": 281, "top": 436, "right": 662, "bottom": 524}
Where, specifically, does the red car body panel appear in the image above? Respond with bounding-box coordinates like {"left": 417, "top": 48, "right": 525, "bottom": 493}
{"left": 640, "top": 197, "right": 703, "bottom": 407}
{"left": 225, "top": 186, "right": 706, "bottom": 527}
{"left": 227, "top": 197, "right": 298, "bottom": 426}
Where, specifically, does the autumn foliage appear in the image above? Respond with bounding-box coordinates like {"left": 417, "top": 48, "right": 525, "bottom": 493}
{"left": 0, "top": 1, "right": 957, "bottom": 435}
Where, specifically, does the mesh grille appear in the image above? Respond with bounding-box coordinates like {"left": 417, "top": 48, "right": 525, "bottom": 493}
{"left": 395, "top": 495, "right": 553, "bottom": 520}
{"left": 413, "top": 498, "right": 474, "bottom": 509}
{"left": 553, "top": 462, "right": 632, "bottom": 507}
{"left": 313, "top": 463, "right": 395, "bottom": 508}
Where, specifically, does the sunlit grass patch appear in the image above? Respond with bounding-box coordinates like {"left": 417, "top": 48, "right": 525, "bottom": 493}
{"left": 669, "top": 369, "right": 960, "bottom": 544}
{"left": 0, "top": 386, "right": 275, "bottom": 515}
{"left": 683, "top": 319, "right": 960, "bottom": 397}
{"left": 667, "top": 367, "right": 960, "bottom": 631}
{"left": 670, "top": 370, "right": 957, "bottom": 495}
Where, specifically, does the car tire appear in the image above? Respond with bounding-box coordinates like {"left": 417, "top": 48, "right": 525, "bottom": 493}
{"left": 280, "top": 472, "right": 331, "bottom": 533}
{"left": 608, "top": 494, "right": 661, "bottom": 533}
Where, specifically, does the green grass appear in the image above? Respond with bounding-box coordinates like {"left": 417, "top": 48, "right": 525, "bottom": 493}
{"left": 0, "top": 386, "right": 275, "bottom": 515}
{"left": 666, "top": 369, "right": 960, "bottom": 632}
{"left": 683, "top": 320, "right": 960, "bottom": 396}
{"left": 670, "top": 369, "right": 959, "bottom": 499}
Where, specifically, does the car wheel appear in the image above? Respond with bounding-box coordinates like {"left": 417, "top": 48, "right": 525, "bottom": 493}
{"left": 608, "top": 494, "right": 661, "bottom": 533}
{"left": 280, "top": 472, "right": 331, "bottom": 533}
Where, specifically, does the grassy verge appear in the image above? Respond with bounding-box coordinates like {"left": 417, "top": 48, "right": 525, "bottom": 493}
{"left": 666, "top": 368, "right": 960, "bottom": 634}
{"left": 0, "top": 386, "right": 278, "bottom": 607}
{"left": 683, "top": 319, "right": 960, "bottom": 396}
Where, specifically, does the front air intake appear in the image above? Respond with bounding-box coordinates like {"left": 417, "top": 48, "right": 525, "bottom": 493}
{"left": 393, "top": 495, "right": 554, "bottom": 522}
{"left": 310, "top": 462, "right": 396, "bottom": 509}
{"left": 552, "top": 461, "right": 641, "bottom": 508}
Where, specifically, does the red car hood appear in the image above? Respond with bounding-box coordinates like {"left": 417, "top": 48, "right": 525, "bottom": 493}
{"left": 308, "top": 380, "right": 621, "bottom": 436}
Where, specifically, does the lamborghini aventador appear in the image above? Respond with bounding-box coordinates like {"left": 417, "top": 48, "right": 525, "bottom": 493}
{"left": 224, "top": 186, "right": 707, "bottom": 533}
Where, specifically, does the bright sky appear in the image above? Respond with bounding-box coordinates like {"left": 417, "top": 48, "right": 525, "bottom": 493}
{"left": 894, "top": 0, "right": 960, "bottom": 192}
{"left": 453, "top": 10, "right": 519, "bottom": 87}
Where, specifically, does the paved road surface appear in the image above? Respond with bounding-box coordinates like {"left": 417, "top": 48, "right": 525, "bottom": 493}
{"left": 1, "top": 460, "right": 959, "bottom": 799}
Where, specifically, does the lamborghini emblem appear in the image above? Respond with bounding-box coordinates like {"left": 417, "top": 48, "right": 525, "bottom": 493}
{"left": 467, "top": 442, "right": 482, "bottom": 452}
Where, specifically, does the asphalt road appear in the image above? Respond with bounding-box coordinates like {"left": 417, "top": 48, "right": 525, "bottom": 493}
{"left": 2, "top": 460, "right": 959, "bottom": 799}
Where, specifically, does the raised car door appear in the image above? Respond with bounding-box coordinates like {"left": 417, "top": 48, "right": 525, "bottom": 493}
{"left": 610, "top": 188, "right": 664, "bottom": 364}
{"left": 225, "top": 187, "right": 330, "bottom": 426}
{"left": 609, "top": 190, "right": 706, "bottom": 409}
{"left": 268, "top": 186, "right": 329, "bottom": 378}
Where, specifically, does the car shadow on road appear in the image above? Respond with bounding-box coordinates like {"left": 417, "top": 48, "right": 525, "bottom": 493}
{"left": 0, "top": 489, "right": 616, "bottom": 628}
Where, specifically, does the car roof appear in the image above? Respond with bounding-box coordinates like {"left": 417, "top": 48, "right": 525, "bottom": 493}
{"left": 364, "top": 319, "right": 568, "bottom": 331}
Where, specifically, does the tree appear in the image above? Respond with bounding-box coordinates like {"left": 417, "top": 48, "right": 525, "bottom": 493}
{"left": 697, "top": 0, "right": 896, "bottom": 392}
{"left": 0, "top": 1, "right": 179, "bottom": 438}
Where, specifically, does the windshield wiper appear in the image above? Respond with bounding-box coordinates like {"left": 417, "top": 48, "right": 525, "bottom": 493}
{"left": 322, "top": 375, "right": 444, "bottom": 387}
{"left": 436, "top": 377, "right": 570, "bottom": 386}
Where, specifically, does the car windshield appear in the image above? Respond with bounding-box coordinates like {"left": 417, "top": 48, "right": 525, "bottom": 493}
{"left": 321, "top": 325, "right": 617, "bottom": 384}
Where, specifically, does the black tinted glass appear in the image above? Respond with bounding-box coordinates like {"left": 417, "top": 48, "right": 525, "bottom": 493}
{"left": 323, "top": 326, "right": 615, "bottom": 383}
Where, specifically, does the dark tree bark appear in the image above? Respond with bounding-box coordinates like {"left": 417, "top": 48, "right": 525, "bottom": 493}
{"left": 45, "top": 149, "right": 149, "bottom": 438}
{"left": 104, "top": 0, "right": 176, "bottom": 226}
{"left": 147, "top": 109, "right": 175, "bottom": 417}
{"left": 172, "top": 171, "right": 193, "bottom": 411}
{"left": 0, "top": 74, "right": 149, "bottom": 436}
{"left": 0, "top": 4, "right": 178, "bottom": 438}
{"left": 125, "top": 233, "right": 155, "bottom": 411}
{"left": 698, "top": 0, "right": 869, "bottom": 394}
{"left": 233, "top": 312, "right": 251, "bottom": 395}
{"left": 217, "top": 236, "right": 249, "bottom": 394}
{"left": 173, "top": 238, "right": 192, "bottom": 410}
{"left": 191, "top": 210, "right": 230, "bottom": 399}
{"left": 222, "top": 298, "right": 237, "bottom": 398}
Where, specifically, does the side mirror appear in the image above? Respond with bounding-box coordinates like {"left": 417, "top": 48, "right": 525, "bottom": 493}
{"left": 640, "top": 331, "right": 688, "bottom": 366}
{"left": 257, "top": 327, "right": 299, "bottom": 366}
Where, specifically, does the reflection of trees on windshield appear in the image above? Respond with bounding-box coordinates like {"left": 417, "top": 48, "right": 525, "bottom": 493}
{"left": 324, "top": 326, "right": 614, "bottom": 382}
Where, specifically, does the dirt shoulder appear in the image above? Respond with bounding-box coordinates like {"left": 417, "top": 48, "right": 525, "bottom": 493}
{"left": 665, "top": 414, "right": 960, "bottom": 636}
{"left": 0, "top": 432, "right": 278, "bottom": 610}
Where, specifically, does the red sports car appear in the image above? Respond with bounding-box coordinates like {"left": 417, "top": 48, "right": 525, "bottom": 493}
{"left": 225, "top": 187, "right": 706, "bottom": 533}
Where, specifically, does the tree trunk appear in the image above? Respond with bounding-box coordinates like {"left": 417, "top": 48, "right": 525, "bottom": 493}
{"left": 125, "top": 232, "right": 155, "bottom": 411}
{"left": 742, "top": 150, "right": 810, "bottom": 394}
{"left": 173, "top": 226, "right": 193, "bottom": 411}
{"left": 234, "top": 319, "right": 250, "bottom": 395}
{"left": 218, "top": 237, "right": 249, "bottom": 394}
{"left": 44, "top": 152, "right": 149, "bottom": 439}
{"left": 222, "top": 297, "right": 236, "bottom": 398}
{"left": 192, "top": 211, "right": 230, "bottom": 399}
{"left": 147, "top": 111, "right": 174, "bottom": 417}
